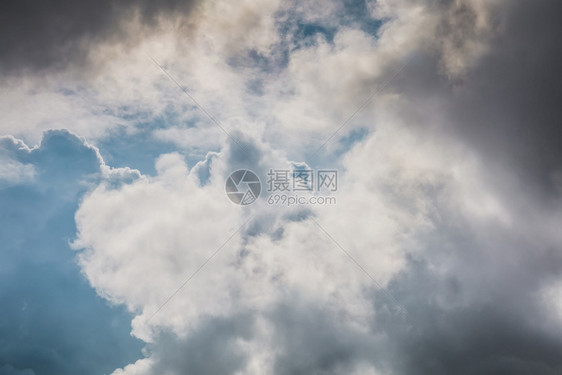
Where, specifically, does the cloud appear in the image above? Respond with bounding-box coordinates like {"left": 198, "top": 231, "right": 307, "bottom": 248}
{"left": 73, "top": 114, "right": 540, "bottom": 374}
{"left": 3, "top": 0, "right": 562, "bottom": 374}
{"left": 0, "top": 0, "right": 201, "bottom": 77}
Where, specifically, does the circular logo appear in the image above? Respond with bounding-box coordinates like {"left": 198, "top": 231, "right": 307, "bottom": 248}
{"left": 225, "top": 169, "right": 261, "bottom": 205}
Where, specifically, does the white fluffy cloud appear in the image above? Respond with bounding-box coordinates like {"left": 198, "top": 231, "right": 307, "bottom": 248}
{"left": 71, "top": 87, "right": 536, "bottom": 374}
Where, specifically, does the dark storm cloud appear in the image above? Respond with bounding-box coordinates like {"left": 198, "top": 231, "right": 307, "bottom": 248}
{"left": 449, "top": 0, "right": 562, "bottom": 197}
{"left": 0, "top": 0, "right": 199, "bottom": 76}
{"left": 375, "top": 255, "right": 562, "bottom": 375}
{"left": 397, "top": 0, "right": 562, "bottom": 197}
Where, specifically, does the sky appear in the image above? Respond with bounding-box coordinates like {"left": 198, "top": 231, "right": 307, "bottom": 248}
{"left": 1, "top": 0, "right": 562, "bottom": 374}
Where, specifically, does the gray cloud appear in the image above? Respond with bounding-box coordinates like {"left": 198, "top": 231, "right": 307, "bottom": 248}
{"left": 397, "top": 0, "right": 562, "bottom": 197}
{"left": 0, "top": 0, "right": 199, "bottom": 76}
{"left": 268, "top": 299, "right": 382, "bottom": 375}
{"left": 373, "top": 5, "right": 562, "bottom": 370}
{"left": 375, "top": 257, "right": 562, "bottom": 375}
{"left": 145, "top": 313, "right": 255, "bottom": 375}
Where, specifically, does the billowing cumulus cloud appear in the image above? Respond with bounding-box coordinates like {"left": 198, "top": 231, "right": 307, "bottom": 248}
{"left": 2, "top": 0, "right": 562, "bottom": 374}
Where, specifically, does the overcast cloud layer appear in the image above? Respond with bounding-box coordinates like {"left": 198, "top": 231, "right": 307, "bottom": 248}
{"left": 1, "top": 0, "right": 562, "bottom": 374}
